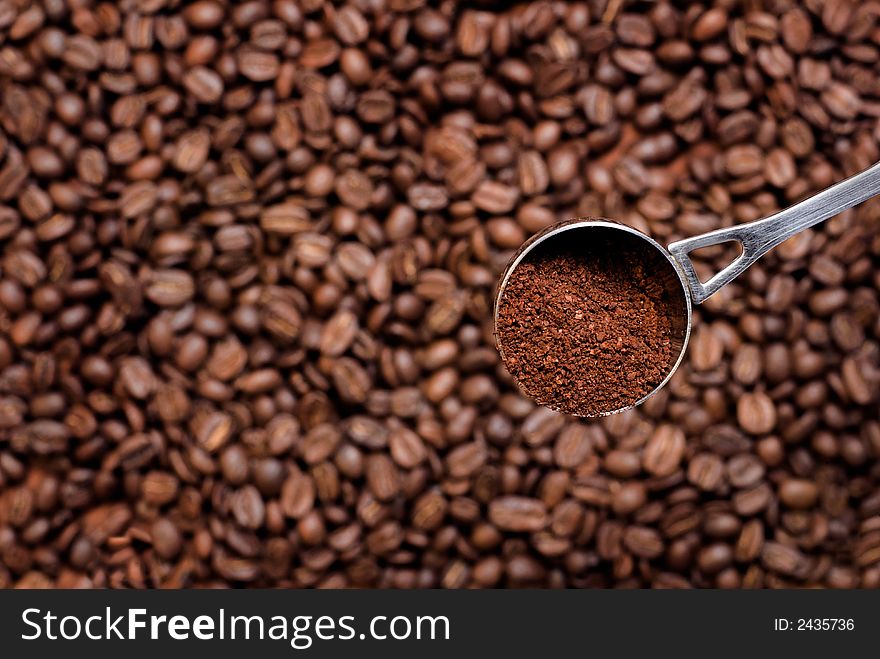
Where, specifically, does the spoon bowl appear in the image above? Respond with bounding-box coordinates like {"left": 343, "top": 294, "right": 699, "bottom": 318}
{"left": 494, "top": 219, "right": 692, "bottom": 417}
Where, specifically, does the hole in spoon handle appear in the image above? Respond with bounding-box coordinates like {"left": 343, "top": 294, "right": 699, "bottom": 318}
{"left": 668, "top": 227, "right": 760, "bottom": 305}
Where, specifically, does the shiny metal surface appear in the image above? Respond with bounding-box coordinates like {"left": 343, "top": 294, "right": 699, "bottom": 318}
{"left": 668, "top": 160, "right": 880, "bottom": 303}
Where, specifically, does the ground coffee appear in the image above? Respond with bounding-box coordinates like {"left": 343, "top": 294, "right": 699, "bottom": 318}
{"left": 496, "top": 228, "right": 676, "bottom": 416}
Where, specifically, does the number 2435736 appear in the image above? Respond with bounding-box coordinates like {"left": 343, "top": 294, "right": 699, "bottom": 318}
{"left": 773, "top": 618, "right": 854, "bottom": 631}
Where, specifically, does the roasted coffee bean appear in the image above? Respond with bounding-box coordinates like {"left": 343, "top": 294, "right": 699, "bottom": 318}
{"left": 643, "top": 426, "right": 685, "bottom": 477}
{"left": 365, "top": 454, "right": 400, "bottom": 501}
{"left": 623, "top": 526, "right": 664, "bottom": 559}
{"left": 183, "top": 66, "right": 224, "bottom": 103}
{"left": 762, "top": 542, "right": 810, "bottom": 579}
{"left": 690, "top": 325, "right": 723, "bottom": 371}
{"left": 151, "top": 518, "right": 182, "bottom": 560}
{"left": 612, "top": 483, "right": 647, "bottom": 516}
{"left": 687, "top": 453, "right": 724, "bottom": 492}
{"left": 737, "top": 392, "right": 777, "bottom": 435}
{"left": 489, "top": 497, "right": 548, "bottom": 532}
{"left": 726, "top": 454, "right": 765, "bottom": 489}
{"left": 778, "top": 479, "right": 819, "bottom": 510}
{"left": 231, "top": 485, "right": 266, "bottom": 529}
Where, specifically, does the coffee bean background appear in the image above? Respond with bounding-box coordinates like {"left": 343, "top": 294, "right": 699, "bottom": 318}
{"left": 0, "top": 0, "right": 879, "bottom": 588}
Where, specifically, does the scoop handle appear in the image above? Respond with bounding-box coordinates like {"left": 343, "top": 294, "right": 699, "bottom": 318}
{"left": 668, "top": 160, "right": 880, "bottom": 304}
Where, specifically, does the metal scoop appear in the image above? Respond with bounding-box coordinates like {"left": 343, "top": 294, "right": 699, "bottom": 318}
{"left": 495, "top": 160, "right": 880, "bottom": 416}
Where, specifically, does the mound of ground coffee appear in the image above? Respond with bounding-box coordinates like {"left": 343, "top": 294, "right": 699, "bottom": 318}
{"left": 495, "top": 228, "right": 677, "bottom": 416}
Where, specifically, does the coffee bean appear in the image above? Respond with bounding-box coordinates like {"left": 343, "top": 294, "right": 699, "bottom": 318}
{"left": 118, "top": 357, "right": 157, "bottom": 400}
{"left": 764, "top": 148, "right": 796, "bottom": 188}
{"left": 388, "top": 427, "right": 427, "bottom": 469}
{"left": 842, "top": 356, "right": 874, "bottom": 405}
{"left": 206, "top": 175, "right": 254, "bottom": 206}
{"left": 690, "top": 325, "right": 723, "bottom": 371}
{"left": 447, "top": 442, "right": 487, "bottom": 478}
{"left": 731, "top": 344, "right": 762, "bottom": 385}
{"left": 822, "top": 82, "right": 861, "bottom": 120}
{"left": 63, "top": 35, "right": 102, "bottom": 71}
{"left": 779, "top": 479, "right": 819, "bottom": 509}
{"left": 616, "top": 14, "right": 655, "bottom": 47}
{"left": 319, "top": 309, "right": 359, "bottom": 357}
{"left": 145, "top": 269, "right": 195, "bottom": 307}
{"left": 192, "top": 410, "right": 233, "bottom": 453}
{"left": 553, "top": 425, "right": 593, "bottom": 469}
{"left": 643, "top": 425, "right": 685, "bottom": 476}
{"left": 151, "top": 518, "right": 182, "bottom": 559}
{"left": 280, "top": 469, "right": 315, "bottom": 520}
{"left": 230, "top": 485, "right": 265, "bottom": 529}
{"left": 697, "top": 543, "right": 733, "bottom": 574}
{"left": 762, "top": 541, "right": 810, "bottom": 579}
{"left": 365, "top": 454, "right": 401, "bottom": 501}
{"left": 663, "top": 77, "right": 706, "bottom": 121}
{"left": 733, "top": 483, "right": 772, "bottom": 517}
{"left": 206, "top": 337, "right": 248, "bottom": 381}
{"left": 691, "top": 8, "right": 728, "bottom": 42}
{"left": 260, "top": 203, "right": 312, "bottom": 235}
{"left": 472, "top": 181, "right": 519, "bottom": 214}
{"left": 726, "top": 454, "right": 765, "bottom": 489}
{"left": 780, "top": 8, "right": 812, "bottom": 53}
{"left": 518, "top": 151, "right": 550, "bottom": 195}
{"left": 687, "top": 453, "right": 723, "bottom": 491}
{"left": 612, "top": 482, "right": 647, "bottom": 516}
{"left": 356, "top": 90, "right": 395, "bottom": 125}
{"left": 489, "top": 497, "right": 547, "bottom": 532}
{"left": 219, "top": 446, "right": 249, "bottom": 485}
{"left": 183, "top": 66, "right": 224, "bottom": 103}
{"left": 737, "top": 392, "right": 777, "bottom": 435}
{"left": 408, "top": 183, "right": 448, "bottom": 211}
{"left": 173, "top": 128, "right": 211, "bottom": 173}
{"left": 238, "top": 49, "right": 279, "bottom": 82}
{"left": 583, "top": 85, "right": 616, "bottom": 125}
{"left": 623, "top": 526, "right": 664, "bottom": 558}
